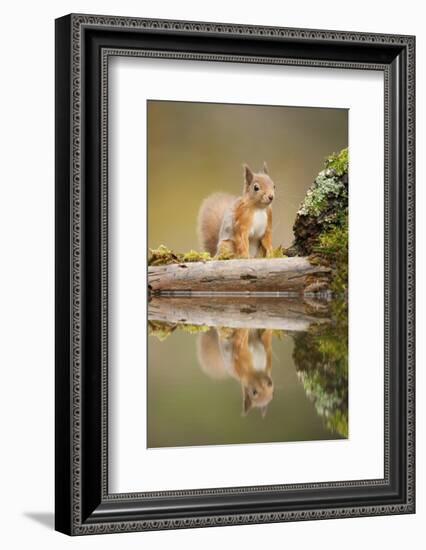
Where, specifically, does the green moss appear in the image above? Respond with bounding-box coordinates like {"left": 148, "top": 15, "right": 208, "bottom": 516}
{"left": 313, "top": 214, "right": 348, "bottom": 295}
{"left": 149, "top": 246, "right": 211, "bottom": 266}
{"left": 215, "top": 250, "right": 235, "bottom": 260}
{"left": 148, "top": 320, "right": 176, "bottom": 341}
{"left": 149, "top": 244, "right": 288, "bottom": 265}
{"left": 269, "top": 245, "right": 287, "bottom": 259}
{"left": 326, "top": 408, "right": 348, "bottom": 438}
{"left": 180, "top": 324, "right": 210, "bottom": 334}
{"left": 181, "top": 250, "right": 212, "bottom": 263}
{"left": 148, "top": 320, "right": 210, "bottom": 340}
{"left": 271, "top": 329, "right": 287, "bottom": 340}
{"left": 293, "top": 300, "right": 348, "bottom": 437}
{"left": 325, "top": 147, "right": 349, "bottom": 176}
{"left": 148, "top": 245, "right": 182, "bottom": 266}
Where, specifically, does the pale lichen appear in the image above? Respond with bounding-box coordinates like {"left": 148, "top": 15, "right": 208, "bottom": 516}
{"left": 288, "top": 147, "right": 349, "bottom": 265}
{"left": 297, "top": 170, "right": 347, "bottom": 218}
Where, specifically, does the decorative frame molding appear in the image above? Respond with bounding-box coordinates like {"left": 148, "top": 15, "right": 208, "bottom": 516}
{"left": 55, "top": 14, "right": 415, "bottom": 535}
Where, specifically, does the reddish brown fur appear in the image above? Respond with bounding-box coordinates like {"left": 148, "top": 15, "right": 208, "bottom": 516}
{"left": 197, "top": 327, "right": 274, "bottom": 416}
{"left": 197, "top": 193, "right": 236, "bottom": 256}
{"left": 198, "top": 164, "right": 275, "bottom": 258}
{"left": 261, "top": 207, "right": 273, "bottom": 256}
{"left": 196, "top": 328, "right": 228, "bottom": 380}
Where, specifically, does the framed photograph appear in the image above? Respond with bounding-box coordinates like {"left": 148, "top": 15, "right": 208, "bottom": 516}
{"left": 55, "top": 14, "right": 415, "bottom": 535}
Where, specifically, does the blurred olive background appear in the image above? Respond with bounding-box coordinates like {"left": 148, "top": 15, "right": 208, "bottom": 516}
{"left": 148, "top": 100, "right": 348, "bottom": 251}
{"left": 147, "top": 330, "right": 341, "bottom": 448}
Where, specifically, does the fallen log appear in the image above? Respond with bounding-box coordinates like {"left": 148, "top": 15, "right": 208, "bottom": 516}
{"left": 148, "top": 257, "right": 332, "bottom": 295}
{"left": 148, "top": 296, "right": 330, "bottom": 331}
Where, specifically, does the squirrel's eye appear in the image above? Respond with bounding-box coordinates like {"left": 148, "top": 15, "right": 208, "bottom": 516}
{"left": 252, "top": 388, "right": 258, "bottom": 396}
{"left": 253, "top": 184, "right": 260, "bottom": 192}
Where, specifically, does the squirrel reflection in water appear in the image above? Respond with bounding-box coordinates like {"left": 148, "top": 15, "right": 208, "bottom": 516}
{"left": 197, "top": 328, "right": 274, "bottom": 417}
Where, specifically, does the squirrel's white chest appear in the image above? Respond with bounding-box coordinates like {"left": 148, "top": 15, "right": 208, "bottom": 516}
{"left": 249, "top": 210, "right": 268, "bottom": 240}
{"left": 249, "top": 340, "right": 268, "bottom": 371}
{"left": 248, "top": 210, "right": 268, "bottom": 257}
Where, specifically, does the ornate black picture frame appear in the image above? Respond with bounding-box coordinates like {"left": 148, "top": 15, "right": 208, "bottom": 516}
{"left": 55, "top": 14, "right": 415, "bottom": 535}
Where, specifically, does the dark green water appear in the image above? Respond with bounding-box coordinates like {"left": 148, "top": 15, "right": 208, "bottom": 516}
{"left": 147, "top": 298, "right": 348, "bottom": 448}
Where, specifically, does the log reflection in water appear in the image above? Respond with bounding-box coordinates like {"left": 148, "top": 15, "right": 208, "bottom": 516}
{"left": 148, "top": 297, "right": 348, "bottom": 435}
{"left": 148, "top": 296, "right": 331, "bottom": 332}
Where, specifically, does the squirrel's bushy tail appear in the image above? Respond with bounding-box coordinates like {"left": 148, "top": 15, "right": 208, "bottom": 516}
{"left": 197, "top": 193, "right": 235, "bottom": 255}
{"left": 197, "top": 329, "right": 227, "bottom": 380}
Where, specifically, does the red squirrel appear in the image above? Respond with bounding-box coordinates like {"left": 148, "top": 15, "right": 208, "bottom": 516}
{"left": 197, "top": 163, "right": 275, "bottom": 258}
{"left": 197, "top": 327, "right": 274, "bottom": 417}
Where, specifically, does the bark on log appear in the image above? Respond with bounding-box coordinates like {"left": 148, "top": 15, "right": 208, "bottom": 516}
{"left": 148, "top": 257, "right": 331, "bottom": 295}
{"left": 149, "top": 296, "right": 330, "bottom": 331}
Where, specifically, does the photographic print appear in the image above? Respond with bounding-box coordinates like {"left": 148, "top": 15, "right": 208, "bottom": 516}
{"left": 56, "top": 16, "right": 415, "bottom": 534}
{"left": 147, "top": 100, "right": 349, "bottom": 448}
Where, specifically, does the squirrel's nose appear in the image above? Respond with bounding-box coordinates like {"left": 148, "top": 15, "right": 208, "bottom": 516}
{"left": 268, "top": 194, "right": 274, "bottom": 202}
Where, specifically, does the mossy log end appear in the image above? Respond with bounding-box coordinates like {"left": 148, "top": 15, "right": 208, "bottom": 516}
{"left": 148, "top": 257, "right": 332, "bottom": 295}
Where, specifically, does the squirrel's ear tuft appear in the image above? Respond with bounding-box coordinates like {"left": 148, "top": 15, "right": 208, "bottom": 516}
{"left": 263, "top": 161, "right": 269, "bottom": 174}
{"left": 242, "top": 387, "right": 252, "bottom": 416}
{"left": 243, "top": 164, "right": 254, "bottom": 189}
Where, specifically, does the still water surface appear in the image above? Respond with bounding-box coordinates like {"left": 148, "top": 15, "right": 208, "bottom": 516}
{"left": 147, "top": 297, "right": 348, "bottom": 448}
